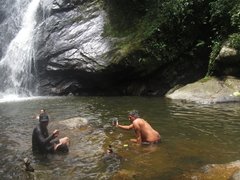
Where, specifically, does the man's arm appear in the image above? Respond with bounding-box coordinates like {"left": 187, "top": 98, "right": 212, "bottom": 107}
{"left": 117, "top": 123, "right": 134, "bottom": 130}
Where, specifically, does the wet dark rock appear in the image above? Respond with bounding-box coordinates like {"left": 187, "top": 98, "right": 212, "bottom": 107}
{"left": 35, "top": 0, "right": 121, "bottom": 95}
{"left": 51, "top": 0, "right": 77, "bottom": 14}
{"left": 23, "top": 158, "right": 34, "bottom": 172}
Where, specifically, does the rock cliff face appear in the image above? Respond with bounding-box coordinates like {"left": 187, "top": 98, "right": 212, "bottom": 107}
{"left": 34, "top": 0, "right": 207, "bottom": 96}
{"left": 35, "top": 0, "right": 119, "bottom": 95}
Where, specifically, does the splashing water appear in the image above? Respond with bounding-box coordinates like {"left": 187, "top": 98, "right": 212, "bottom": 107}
{"left": 0, "top": 0, "right": 40, "bottom": 99}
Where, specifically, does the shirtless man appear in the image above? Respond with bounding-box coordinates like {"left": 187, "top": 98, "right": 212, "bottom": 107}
{"left": 116, "top": 110, "right": 161, "bottom": 144}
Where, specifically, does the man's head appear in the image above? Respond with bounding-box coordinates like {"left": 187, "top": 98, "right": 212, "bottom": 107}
{"left": 39, "top": 114, "right": 49, "bottom": 126}
{"left": 55, "top": 144, "right": 69, "bottom": 153}
{"left": 128, "top": 110, "right": 140, "bottom": 121}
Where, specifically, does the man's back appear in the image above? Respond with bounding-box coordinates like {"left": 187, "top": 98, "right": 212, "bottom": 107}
{"left": 133, "top": 118, "right": 160, "bottom": 142}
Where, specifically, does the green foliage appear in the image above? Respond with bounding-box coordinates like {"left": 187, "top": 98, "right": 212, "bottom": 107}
{"left": 143, "top": 0, "right": 211, "bottom": 63}
{"left": 205, "top": 0, "right": 240, "bottom": 76}
{"left": 103, "top": 0, "right": 240, "bottom": 76}
{"left": 231, "top": 3, "right": 240, "bottom": 30}
{"left": 209, "top": 0, "right": 239, "bottom": 39}
{"left": 102, "top": 0, "right": 147, "bottom": 37}
{"left": 228, "top": 33, "right": 240, "bottom": 50}
{"left": 206, "top": 40, "right": 221, "bottom": 76}
{"left": 199, "top": 76, "right": 212, "bottom": 83}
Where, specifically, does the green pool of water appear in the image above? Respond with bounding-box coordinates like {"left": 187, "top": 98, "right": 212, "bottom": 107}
{"left": 0, "top": 96, "right": 239, "bottom": 179}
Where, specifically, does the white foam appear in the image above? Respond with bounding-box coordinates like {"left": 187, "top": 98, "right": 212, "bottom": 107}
{"left": 0, "top": 95, "right": 58, "bottom": 103}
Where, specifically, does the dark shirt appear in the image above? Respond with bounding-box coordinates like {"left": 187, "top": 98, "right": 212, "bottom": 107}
{"left": 32, "top": 124, "right": 55, "bottom": 154}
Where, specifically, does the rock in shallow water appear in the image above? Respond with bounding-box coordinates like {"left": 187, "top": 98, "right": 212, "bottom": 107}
{"left": 58, "top": 117, "right": 88, "bottom": 129}
{"left": 166, "top": 76, "right": 240, "bottom": 104}
{"left": 175, "top": 160, "right": 240, "bottom": 180}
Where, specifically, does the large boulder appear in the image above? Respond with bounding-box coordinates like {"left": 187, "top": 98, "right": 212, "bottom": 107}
{"left": 34, "top": 0, "right": 121, "bottom": 95}
{"left": 166, "top": 76, "right": 240, "bottom": 104}
{"left": 214, "top": 44, "right": 240, "bottom": 77}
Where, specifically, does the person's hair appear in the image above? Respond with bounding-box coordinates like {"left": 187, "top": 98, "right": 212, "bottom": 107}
{"left": 56, "top": 144, "right": 69, "bottom": 153}
{"left": 128, "top": 110, "right": 140, "bottom": 118}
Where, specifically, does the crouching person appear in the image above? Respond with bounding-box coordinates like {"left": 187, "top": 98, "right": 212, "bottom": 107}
{"left": 32, "top": 113, "right": 70, "bottom": 154}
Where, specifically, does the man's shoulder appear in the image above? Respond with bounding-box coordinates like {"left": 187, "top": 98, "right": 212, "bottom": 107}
{"left": 136, "top": 118, "right": 145, "bottom": 122}
{"left": 133, "top": 118, "right": 144, "bottom": 125}
{"left": 135, "top": 118, "right": 149, "bottom": 125}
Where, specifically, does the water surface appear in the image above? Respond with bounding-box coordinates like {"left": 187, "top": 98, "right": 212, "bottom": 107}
{"left": 0, "top": 96, "right": 239, "bottom": 179}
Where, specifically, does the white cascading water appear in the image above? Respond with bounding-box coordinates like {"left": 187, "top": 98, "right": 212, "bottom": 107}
{"left": 0, "top": 0, "right": 40, "bottom": 100}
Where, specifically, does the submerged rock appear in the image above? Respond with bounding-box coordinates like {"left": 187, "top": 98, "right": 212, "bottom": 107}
{"left": 231, "top": 170, "right": 240, "bottom": 180}
{"left": 166, "top": 76, "right": 240, "bottom": 104}
{"left": 175, "top": 160, "right": 240, "bottom": 180}
{"left": 23, "top": 157, "right": 34, "bottom": 172}
{"left": 113, "top": 169, "right": 138, "bottom": 179}
{"left": 58, "top": 117, "right": 88, "bottom": 129}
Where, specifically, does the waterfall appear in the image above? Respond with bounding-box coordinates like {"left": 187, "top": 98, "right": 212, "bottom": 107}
{"left": 0, "top": 0, "right": 40, "bottom": 99}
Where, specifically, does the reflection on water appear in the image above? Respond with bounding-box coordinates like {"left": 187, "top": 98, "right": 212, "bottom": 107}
{"left": 0, "top": 96, "right": 239, "bottom": 179}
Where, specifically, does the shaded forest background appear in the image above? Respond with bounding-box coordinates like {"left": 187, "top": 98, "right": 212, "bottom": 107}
{"left": 103, "top": 0, "right": 240, "bottom": 77}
